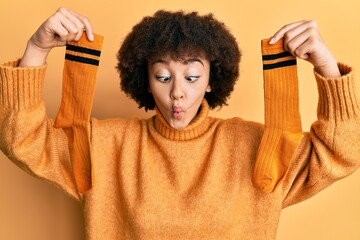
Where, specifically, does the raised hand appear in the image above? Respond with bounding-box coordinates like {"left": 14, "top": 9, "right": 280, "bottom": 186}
{"left": 19, "top": 7, "right": 93, "bottom": 67}
{"left": 270, "top": 20, "right": 340, "bottom": 78}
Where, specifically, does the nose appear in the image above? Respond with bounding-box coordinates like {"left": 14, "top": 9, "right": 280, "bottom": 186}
{"left": 170, "top": 77, "right": 184, "bottom": 100}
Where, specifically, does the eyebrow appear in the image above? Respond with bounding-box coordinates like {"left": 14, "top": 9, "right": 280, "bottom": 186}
{"left": 151, "top": 58, "right": 204, "bottom": 66}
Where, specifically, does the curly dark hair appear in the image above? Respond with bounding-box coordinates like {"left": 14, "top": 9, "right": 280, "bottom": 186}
{"left": 116, "top": 10, "right": 241, "bottom": 111}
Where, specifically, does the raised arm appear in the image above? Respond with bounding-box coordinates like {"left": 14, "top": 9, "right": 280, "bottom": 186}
{"left": 267, "top": 20, "right": 360, "bottom": 206}
{"left": 0, "top": 8, "right": 95, "bottom": 201}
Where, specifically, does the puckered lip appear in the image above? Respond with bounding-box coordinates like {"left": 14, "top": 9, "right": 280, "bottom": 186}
{"left": 172, "top": 106, "right": 183, "bottom": 112}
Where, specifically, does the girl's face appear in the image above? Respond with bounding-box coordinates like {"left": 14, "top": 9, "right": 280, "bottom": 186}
{"left": 148, "top": 56, "right": 211, "bottom": 130}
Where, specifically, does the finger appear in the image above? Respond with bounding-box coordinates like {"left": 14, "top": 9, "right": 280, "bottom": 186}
{"left": 283, "top": 27, "right": 312, "bottom": 56}
{"left": 283, "top": 21, "right": 314, "bottom": 45}
{"left": 43, "top": 19, "right": 69, "bottom": 46}
{"left": 43, "top": 13, "right": 74, "bottom": 44}
{"left": 57, "top": 8, "right": 87, "bottom": 41}
{"left": 294, "top": 40, "right": 311, "bottom": 60}
{"left": 67, "top": 8, "right": 94, "bottom": 41}
{"left": 285, "top": 27, "right": 319, "bottom": 59}
{"left": 55, "top": 12, "right": 81, "bottom": 42}
{"left": 269, "top": 20, "right": 307, "bottom": 44}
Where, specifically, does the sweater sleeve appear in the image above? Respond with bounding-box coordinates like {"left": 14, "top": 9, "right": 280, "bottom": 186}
{"left": 0, "top": 59, "right": 80, "bottom": 201}
{"left": 280, "top": 63, "right": 360, "bottom": 208}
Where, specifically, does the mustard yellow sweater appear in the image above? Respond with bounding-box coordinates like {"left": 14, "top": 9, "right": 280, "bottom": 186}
{"left": 0, "top": 59, "right": 360, "bottom": 240}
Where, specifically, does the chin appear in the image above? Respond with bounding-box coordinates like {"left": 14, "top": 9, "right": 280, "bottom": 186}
{"left": 170, "top": 121, "right": 188, "bottom": 130}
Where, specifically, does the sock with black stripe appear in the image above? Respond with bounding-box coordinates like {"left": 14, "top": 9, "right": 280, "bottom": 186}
{"left": 252, "top": 38, "right": 303, "bottom": 193}
{"left": 54, "top": 33, "right": 104, "bottom": 192}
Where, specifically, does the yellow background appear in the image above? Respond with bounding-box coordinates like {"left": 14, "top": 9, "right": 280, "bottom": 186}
{"left": 0, "top": 0, "right": 359, "bottom": 239}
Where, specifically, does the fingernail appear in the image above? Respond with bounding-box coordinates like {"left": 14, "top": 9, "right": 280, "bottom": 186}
{"left": 269, "top": 37, "right": 275, "bottom": 44}
{"left": 90, "top": 34, "right": 94, "bottom": 41}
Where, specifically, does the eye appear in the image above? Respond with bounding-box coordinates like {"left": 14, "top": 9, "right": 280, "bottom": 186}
{"left": 156, "top": 76, "right": 171, "bottom": 82}
{"left": 186, "top": 76, "right": 200, "bottom": 82}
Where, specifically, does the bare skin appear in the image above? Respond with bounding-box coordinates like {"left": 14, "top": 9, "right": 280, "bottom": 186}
{"left": 148, "top": 57, "right": 211, "bottom": 129}
{"left": 18, "top": 8, "right": 342, "bottom": 129}
{"left": 270, "top": 20, "right": 341, "bottom": 78}
{"left": 19, "top": 7, "right": 93, "bottom": 67}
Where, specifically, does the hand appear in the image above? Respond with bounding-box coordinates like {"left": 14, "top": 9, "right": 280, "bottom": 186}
{"left": 269, "top": 20, "right": 341, "bottom": 78}
{"left": 19, "top": 7, "right": 93, "bottom": 67}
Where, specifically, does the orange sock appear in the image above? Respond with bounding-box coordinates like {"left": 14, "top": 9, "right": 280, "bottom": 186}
{"left": 54, "top": 33, "right": 104, "bottom": 192}
{"left": 252, "top": 38, "right": 303, "bottom": 193}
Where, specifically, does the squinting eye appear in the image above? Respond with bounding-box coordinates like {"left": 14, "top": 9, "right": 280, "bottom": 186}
{"left": 156, "top": 76, "right": 171, "bottom": 82}
{"left": 186, "top": 76, "right": 200, "bottom": 82}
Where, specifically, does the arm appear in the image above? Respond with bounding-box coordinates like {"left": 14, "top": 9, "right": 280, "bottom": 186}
{"left": 281, "top": 62, "right": 360, "bottom": 207}
{"left": 268, "top": 20, "right": 360, "bottom": 206}
{"left": 0, "top": 8, "right": 94, "bottom": 200}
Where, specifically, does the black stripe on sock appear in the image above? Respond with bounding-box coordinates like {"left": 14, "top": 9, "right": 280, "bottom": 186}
{"left": 66, "top": 44, "right": 101, "bottom": 57}
{"left": 263, "top": 59, "right": 296, "bottom": 70}
{"left": 65, "top": 54, "right": 99, "bottom": 66}
{"left": 262, "top": 51, "right": 293, "bottom": 61}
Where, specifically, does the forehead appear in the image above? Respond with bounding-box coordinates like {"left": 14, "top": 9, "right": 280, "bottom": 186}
{"left": 148, "top": 47, "right": 208, "bottom": 63}
{"left": 149, "top": 56, "right": 207, "bottom": 66}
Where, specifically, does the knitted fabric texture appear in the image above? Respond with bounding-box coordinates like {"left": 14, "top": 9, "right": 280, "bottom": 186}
{"left": 53, "top": 33, "right": 104, "bottom": 192}
{"left": 253, "top": 38, "right": 303, "bottom": 192}
{"left": 1, "top": 50, "right": 360, "bottom": 239}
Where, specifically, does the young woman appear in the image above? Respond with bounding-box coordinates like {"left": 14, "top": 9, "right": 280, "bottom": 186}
{"left": 0, "top": 7, "right": 359, "bottom": 240}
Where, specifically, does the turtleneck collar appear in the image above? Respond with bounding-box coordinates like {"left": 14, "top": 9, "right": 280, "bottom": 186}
{"left": 154, "top": 99, "right": 211, "bottom": 141}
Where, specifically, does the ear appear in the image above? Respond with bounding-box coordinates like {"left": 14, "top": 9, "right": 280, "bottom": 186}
{"left": 206, "top": 84, "right": 211, "bottom": 92}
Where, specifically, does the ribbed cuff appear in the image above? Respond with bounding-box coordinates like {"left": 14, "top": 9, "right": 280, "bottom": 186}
{"left": 0, "top": 59, "right": 46, "bottom": 110}
{"left": 315, "top": 63, "right": 360, "bottom": 121}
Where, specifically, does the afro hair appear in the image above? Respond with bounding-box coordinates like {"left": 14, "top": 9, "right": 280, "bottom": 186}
{"left": 116, "top": 10, "right": 241, "bottom": 111}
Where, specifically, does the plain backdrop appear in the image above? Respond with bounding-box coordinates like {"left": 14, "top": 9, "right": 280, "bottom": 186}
{"left": 0, "top": 0, "right": 359, "bottom": 239}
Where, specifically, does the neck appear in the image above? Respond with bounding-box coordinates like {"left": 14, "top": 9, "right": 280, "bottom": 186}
{"left": 154, "top": 99, "right": 211, "bottom": 141}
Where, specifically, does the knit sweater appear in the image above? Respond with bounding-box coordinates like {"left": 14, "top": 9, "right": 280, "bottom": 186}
{"left": 0, "top": 59, "right": 360, "bottom": 240}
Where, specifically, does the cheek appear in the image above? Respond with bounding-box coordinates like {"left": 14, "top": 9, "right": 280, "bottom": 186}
{"left": 148, "top": 78, "right": 155, "bottom": 92}
{"left": 188, "top": 86, "right": 207, "bottom": 101}
{"left": 149, "top": 84, "right": 167, "bottom": 102}
{"left": 148, "top": 79, "right": 160, "bottom": 95}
